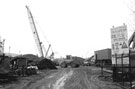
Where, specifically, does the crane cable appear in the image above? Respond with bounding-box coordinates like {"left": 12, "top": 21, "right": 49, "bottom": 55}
{"left": 34, "top": 17, "right": 54, "bottom": 53}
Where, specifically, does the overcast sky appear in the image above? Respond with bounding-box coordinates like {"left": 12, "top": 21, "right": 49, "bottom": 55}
{"left": 0, "top": 0, "right": 134, "bottom": 58}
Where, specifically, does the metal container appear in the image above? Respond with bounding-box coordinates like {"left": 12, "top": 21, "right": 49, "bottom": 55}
{"left": 95, "top": 48, "right": 111, "bottom": 60}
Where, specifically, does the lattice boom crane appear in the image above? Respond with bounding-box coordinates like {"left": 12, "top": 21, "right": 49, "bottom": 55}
{"left": 26, "top": 6, "right": 44, "bottom": 57}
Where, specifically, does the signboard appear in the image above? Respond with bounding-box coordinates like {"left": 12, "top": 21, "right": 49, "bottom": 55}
{"left": 111, "top": 23, "right": 129, "bottom": 64}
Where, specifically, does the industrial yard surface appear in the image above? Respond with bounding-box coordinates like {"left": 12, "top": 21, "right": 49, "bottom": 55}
{"left": 1, "top": 66, "right": 126, "bottom": 89}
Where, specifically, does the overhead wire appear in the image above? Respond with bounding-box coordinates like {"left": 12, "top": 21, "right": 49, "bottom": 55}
{"left": 34, "top": 16, "right": 54, "bottom": 53}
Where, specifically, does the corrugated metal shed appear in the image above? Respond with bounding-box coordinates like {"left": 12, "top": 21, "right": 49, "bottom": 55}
{"left": 95, "top": 48, "right": 111, "bottom": 60}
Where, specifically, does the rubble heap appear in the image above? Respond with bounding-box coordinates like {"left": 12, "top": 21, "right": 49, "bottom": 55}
{"left": 37, "top": 58, "right": 57, "bottom": 70}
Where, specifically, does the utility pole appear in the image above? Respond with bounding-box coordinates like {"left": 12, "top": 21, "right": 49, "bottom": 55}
{"left": 2, "top": 39, "right": 5, "bottom": 53}
{"left": 9, "top": 46, "right": 11, "bottom": 56}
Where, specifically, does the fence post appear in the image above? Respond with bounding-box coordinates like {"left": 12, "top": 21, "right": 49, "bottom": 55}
{"left": 112, "top": 54, "right": 118, "bottom": 82}
{"left": 115, "top": 53, "right": 117, "bottom": 82}
{"left": 101, "top": 60, "right": 103, "bottom": 76}
{"left": 129, "top": 50, "right": 132, "bottom": 88}
{"left": 121, "top": 53, "right": 124, "bottom": 85}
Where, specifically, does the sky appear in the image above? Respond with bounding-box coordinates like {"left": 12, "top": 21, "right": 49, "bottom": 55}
{"left": 0, "top": 0, "right": 135, "bottom": 58}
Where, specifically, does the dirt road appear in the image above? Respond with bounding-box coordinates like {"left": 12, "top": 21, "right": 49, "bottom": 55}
{"left": 1, "top": 66, "right": 125, "bottom": 89}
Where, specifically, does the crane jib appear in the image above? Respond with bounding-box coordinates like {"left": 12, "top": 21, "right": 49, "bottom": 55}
{"left": 26, "top": 5, "right": 44, "bottom": 57}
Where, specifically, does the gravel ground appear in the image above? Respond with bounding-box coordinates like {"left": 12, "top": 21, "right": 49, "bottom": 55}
{"left": 0, "top": 66, "right": 128, "bottom": 89}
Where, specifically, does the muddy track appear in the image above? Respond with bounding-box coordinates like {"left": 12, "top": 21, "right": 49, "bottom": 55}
{"left": 2, "top": 70, "right": 58, "bottom": 89}
{"left": 0, "top": 67, "right": 126, "bottom": 89}
{"left": 64, "top": 67, "right": 125, "bottom": 89}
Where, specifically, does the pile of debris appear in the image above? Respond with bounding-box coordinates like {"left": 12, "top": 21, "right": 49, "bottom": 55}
{"left": 37, "top": 58, "right": 57, "bottom": 70}
{"left": 71, "top": 56, "right": 85, "bottom": 66}
{"left": 22, "top": 54, "right": 57, "bottom": 70}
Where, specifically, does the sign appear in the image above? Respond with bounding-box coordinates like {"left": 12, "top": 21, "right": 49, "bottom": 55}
{"left": 111, "top": 23, "right": 129, "bottom": 64}
{"left": 121, "top": 42, "right": 128, "bottom": 48}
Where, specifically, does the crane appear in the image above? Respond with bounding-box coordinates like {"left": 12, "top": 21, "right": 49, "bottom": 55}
{"left": 45, "top": 44, "right": 51, "bottom": 58}
{"left": 26, "top": 6, "right": 44, "bottom": 57}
